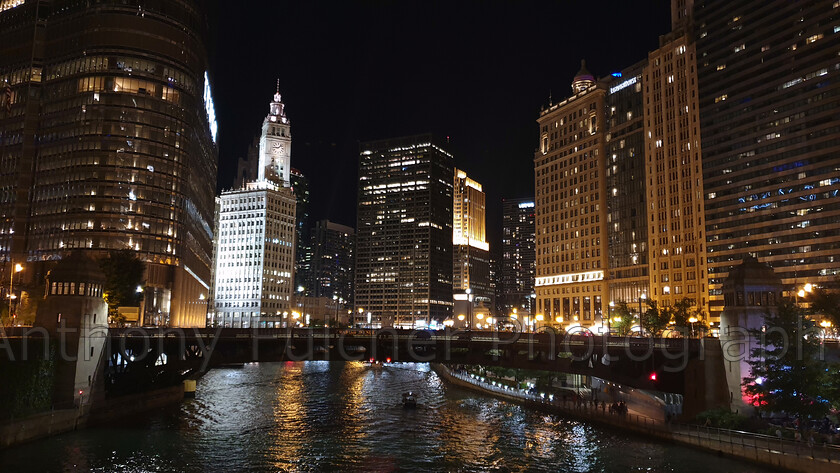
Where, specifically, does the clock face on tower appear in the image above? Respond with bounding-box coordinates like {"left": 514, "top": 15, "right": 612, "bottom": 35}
{"left": 271, "top": 142, "right": 284, "bottom": 154}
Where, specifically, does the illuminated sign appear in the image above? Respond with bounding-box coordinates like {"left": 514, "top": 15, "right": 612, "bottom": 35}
{"left": 518, "top": 202, "right": 535, "bottom": 209}
{"left": 535, "top": 270, "right": 604, "bottom": 287}
{"left": 609, "top": 76, "right": 637, "bottom": 95}
{"left": 203, "top": 72, "right": 218, "bottom": 142}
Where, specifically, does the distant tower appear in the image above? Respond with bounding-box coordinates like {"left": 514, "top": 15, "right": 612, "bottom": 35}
{"left": 453, "top": 168, "right": 491, "bottom": 326}
{"left": 210, "top": 84, "right": 297, "bottom": 328}
{"left": 571, "top": 59, "right": 595, "bottom": 94}
{"left": 258, "top": 82, "right": 292, "bottom": 186}
{"left": 501, "top": 198, "right": 536, "bottom": 317}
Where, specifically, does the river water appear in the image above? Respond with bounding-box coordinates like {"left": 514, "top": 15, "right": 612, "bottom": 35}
{"left": 0, "top": 362, "right": 766, "bottom": 472}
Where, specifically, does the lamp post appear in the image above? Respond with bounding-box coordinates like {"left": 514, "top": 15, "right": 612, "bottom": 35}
{"left": 638, "top": 292, "right": 647, "bottom": 337}
{"left": 607, "top": 301, "right": 614, "bottom": 336}
{"left": 688, "top": 316, "right": 698, "bottom": 338}
{"left": 7, "top": 263, "right": 22, "bottom": 327}
{"left": 466, "top": 288, "right": 472, "bottom": 330}
{"left": 356, "top": 307, "right": 364, "bottom": 328}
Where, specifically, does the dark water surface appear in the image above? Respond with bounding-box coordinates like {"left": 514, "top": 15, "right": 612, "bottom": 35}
{"left": 0, "top": 362, "right": 767, "bottom": 472}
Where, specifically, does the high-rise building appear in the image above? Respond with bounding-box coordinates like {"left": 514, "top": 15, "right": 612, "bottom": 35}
{"left": 209, "top": 89, "right": 297, "bottom": 328}
{"left": 535, "top": 62, "right": 610, "bottom": 330}
{"left": 691, "top": 0, "right": 840, "bottom": 317}
{"left": 605, "top": 60, "right": 650, "bottom": 306}
{"left": 643, "top": 30, "right": 708, "bottom": 315}
{"left": 0, "top": 0, "right": 217, "bottom": 327}
{"left": 501, "top": 197, "right": 536, "bottom": 317}
{"left": 308, "top": 219, "right": 354, "bottom": 304}
{"left": 290, "top": 168, "right": 311, "bottom": 295}
{"left": 355, "top": 134, "right": 454, "bottom": 328}
{"left": 210, "top": 182, "right": 296, "bottom": 328}
{"left": 453, "top": 168, "right": 491, "bottom": 315}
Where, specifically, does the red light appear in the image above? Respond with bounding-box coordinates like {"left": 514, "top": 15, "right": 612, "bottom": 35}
{"left": 385, "top": 357, "right": 391, "bottom": 363}
{"left": 649, "top": 372, "right": 657, "bottom": 381}
{"left": 369, "top": 358, "right": 374, "bottom": 363}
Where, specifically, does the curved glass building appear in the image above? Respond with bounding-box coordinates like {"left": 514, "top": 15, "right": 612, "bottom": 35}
{"left": 0, "top": 0, "right": 217, "bottom": 326}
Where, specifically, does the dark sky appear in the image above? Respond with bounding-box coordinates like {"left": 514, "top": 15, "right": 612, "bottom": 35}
{"left": 207, "top": 1, "right": 671, "bottom": 250}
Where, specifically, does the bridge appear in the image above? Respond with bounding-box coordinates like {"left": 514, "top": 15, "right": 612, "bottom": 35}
{"left": 0, "top": 326, "right": 734, "bottom": 419}
{"left": 101, "top": 327, "right": 712, "bottom": 404}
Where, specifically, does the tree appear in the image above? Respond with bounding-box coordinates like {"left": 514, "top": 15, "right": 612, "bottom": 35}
{"left": 808, "top": 285, "right": 840, "bottom": 328}
{"left": 642, "top": 299, "right": 672, "bottom": 337}
{"left": 612, "top": 301, "right": 635, "bottom": 336}
{"left": 99, "top": 250, "right": 145, "bottom": 324}
{"left": 743, "top": 300, "right": 831, "bottom": 421}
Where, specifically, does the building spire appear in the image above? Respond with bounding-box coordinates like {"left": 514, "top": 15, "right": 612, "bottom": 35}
{"left": 276, "top": 78, "right": 280, "bottom": 95}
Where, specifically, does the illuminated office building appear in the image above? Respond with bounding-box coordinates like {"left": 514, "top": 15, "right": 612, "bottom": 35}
{"left": 643, "top": 30, "right": 708, "bottom": 315}
{"left": 605, "top": 61, "right": 650, "bottom": 306}
{"left": 308, "top": 219, "right": 354, "bottom": 304}
{"left": 0, "top": 0, "right": 217, "bottom": 327}
{"left": 290, "top": 168, "right": 311, "bottom": 294}
{"left": 210, "top": 89, "right": 297, "bottom": 328}
{"left": 501, "top": 197, "right": 536, "bottom": 317}
{"left": 691, "top": 0, "right": 840, "bottom": 317}
{"left": 211, "top": 182, "right": 296, "bottom": 328}
{"left": 453, "top": 168, "right": 491, "bottom": 313}
{"left": 535, "top": 62, "right": 609, "bottom": 329}
{"left": 355, "top": 134, "right": 454, "bottom": 327}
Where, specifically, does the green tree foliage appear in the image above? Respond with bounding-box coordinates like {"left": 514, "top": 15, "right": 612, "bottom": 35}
{"left": 808, "top": 285, "right": 840, "bottom": 327}
{"left": 642, "top": 299, "right": 672, "bottom": 337}
{"left": 611, "top": 301, "right": 635, "bottom": 336}
{"left": 743, "top": 300, "right": 832, "bottom": 421}
{"left": 99, "top": 250, "right": 145, "bottom": 322}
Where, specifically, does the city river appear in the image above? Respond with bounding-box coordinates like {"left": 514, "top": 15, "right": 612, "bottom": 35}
{"left": 1, "top": 362, "right": 767, "bottom": 472}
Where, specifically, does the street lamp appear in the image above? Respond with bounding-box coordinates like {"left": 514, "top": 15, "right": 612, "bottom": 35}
{"left": 7, "top": 263, "right": 23, "bottom": 327}
{"left": 638, "top": 292, "right": 647, "bottom": 337}
{"left": 607, "top": 301, "right": 614, "bottom": 336}
{"left": 466, "top": 288, "right": 473, "bottom": 330}
{"left": 688, "top": 316, "right": 698, "bottom": 338}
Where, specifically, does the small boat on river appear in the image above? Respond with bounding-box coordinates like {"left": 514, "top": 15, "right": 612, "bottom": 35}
{"left": 402, "top": 391, "right": 417, "bottom": 408}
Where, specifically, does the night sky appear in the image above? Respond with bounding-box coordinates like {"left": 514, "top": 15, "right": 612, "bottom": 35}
{"left": 207, "top": 1, "right": 671, "bottom": 249}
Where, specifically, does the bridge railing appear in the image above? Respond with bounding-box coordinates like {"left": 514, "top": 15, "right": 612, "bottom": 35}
{"left": 669, "top": 422, "right": 840, "bottom": 464}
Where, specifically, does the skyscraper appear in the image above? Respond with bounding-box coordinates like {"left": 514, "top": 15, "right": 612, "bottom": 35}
{"left": 692, "top": 0, "right": 840, "bottom": 317}
{"left": 501, "top": 197, "right": 536, "bottom": 318}
{"left": 308, "top": 219, "right": 354, "bottom": 304}
{"left": 535, "top": 62, "right": 609, "bottom": 330}
{"left": 210, "top": 89, "right": 297, "bottom": 328}
{"left": 355, "top": 134, "right": 454, "bottom": 328}
{"left": 453, "top": 168, "right": 491, "bottom": 317}
{"left": 605, "top": 60, "right": 650, "bottom": 306}
{"left": 290, "top": 168, "right": 311, "bottom": 295}
{"left": 643, "top": 30, "right": 709, "bottom": 315}
{"left": 0, "top": 0, "right": 217, "bottom": 327}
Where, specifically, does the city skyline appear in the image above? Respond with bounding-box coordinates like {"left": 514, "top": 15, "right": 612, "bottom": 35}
{"left": 206, "top": 0, "right": 673, "bottom": 248}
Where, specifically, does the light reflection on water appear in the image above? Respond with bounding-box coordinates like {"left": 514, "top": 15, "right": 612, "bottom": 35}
{"left": 0, "top": 362, "right": 767, "bottom": 472}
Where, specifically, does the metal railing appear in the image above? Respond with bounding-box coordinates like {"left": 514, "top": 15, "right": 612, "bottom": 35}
{"left": 445, "top": 367, "right": 840, "bottom": 464}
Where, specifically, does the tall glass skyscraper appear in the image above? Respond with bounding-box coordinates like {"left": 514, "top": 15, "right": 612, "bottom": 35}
{"left": 0, "top": 0, "right": 217, "bottom": 327}
{"left": 501, "top": 197, "right": 535, "bottom": 317}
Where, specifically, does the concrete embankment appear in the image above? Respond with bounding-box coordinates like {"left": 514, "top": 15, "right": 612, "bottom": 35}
{"left": 431, "top": 363, "right": 839, "bottom": 473}
{"left": 0, "top": 384, "right": 185, "bottom": 449}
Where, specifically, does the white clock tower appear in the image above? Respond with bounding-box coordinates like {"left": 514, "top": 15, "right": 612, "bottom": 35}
{"left": 258, "top": 81, "right": 292, "bottom": 186}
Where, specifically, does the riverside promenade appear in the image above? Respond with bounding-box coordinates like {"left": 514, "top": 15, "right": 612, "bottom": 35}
{"left": 432, "top": 363, "right": 840, "bottom": 473}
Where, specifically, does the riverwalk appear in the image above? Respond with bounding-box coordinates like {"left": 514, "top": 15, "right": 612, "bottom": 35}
{"left": 432, "top": 363, "right": 840, "bottom": 473}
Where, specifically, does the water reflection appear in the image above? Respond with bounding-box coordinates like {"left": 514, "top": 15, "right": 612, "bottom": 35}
{"left": 0, "top": 362, "right": 767, "bottom": 473}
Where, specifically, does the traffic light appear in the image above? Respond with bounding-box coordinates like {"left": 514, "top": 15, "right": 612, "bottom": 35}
{"left": 649, "top": 372, "right": 657, "bottom": 381}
